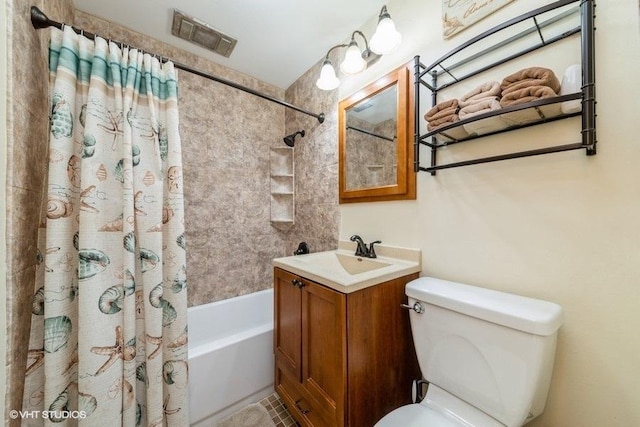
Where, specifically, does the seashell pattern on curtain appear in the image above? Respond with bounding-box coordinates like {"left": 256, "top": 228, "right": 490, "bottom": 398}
{"left": 23, "top": 26, "right": 188, "bottom": 426}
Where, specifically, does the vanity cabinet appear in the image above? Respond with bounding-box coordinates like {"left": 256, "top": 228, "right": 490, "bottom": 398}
{"left": 274, "top": 267, "right": 420, "bottom": 427}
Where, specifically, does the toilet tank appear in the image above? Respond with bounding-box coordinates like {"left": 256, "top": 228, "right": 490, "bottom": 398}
{"left": 406, "top": 277, "right": 563, "bottom": 427}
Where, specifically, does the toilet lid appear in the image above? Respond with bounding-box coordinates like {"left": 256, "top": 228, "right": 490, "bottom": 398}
{"left": 375, "top": 403, "right": 466, "bottom": 427}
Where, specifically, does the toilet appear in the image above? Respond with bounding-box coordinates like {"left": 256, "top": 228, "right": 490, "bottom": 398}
{"left": 376, "top": 277, "right": 563, "bottom": 427}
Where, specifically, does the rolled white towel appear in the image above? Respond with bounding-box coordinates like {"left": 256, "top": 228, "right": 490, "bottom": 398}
{"left": 560, "top": 64, "right": 581, "bottom": 114}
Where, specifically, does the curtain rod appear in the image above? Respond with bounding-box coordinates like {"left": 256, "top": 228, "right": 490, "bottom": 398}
{"left": 346, "top": 125, "right": 394, "bottom": 142}
{"left": 30, "top": 6, "right": 325, "bottom": 124}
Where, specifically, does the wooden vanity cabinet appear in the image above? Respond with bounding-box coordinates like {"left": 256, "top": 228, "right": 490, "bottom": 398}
{"left": 274, "top": 267, "right": 420, "bottom": 427}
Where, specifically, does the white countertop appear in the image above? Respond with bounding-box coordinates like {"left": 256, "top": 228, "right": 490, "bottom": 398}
{"left": 273, "top": 241, "right": 421, "bottom": 293}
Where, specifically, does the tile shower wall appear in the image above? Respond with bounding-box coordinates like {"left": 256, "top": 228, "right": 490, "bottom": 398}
{"left": 5, "top": 0, "right": 75, "bottom": 422}
{"left": 283, "top": 52, "right": 341, "bottom": 254}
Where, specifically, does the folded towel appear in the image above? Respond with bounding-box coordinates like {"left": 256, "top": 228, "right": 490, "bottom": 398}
{"left": 500, "top": 67, "right": 561, "bottom": 96}
{"left": 464, "top": 116, "right": 510, "bottom": 136}
{"left": 434, "top": 124, "right": 469, "bottom": 141}
{"left": 425, "top": 106, "right": 458, "bottom": 124}
{"left": 500, "top": 103, "right": 561, "bottom": 125}
{"left": 424, "top": 99, "right": 459, "bottom": 121}
{"left": 500, "top": 85, "right": 557, "bottom": 107}
{"left": 425, "top": 99, "right": 460, "bottom": 131}
{"left": 459, "top": 97, "right": 501, "bottom": 119}
{"left": 427, "top": 115, "right": 460, "bottom": 131}
{"left": 459, "top": 81, "right": 501, "bottom": 107}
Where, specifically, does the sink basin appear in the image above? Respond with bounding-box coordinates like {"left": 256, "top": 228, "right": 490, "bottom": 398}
{"left": 273, "top": 242, "right": 421, "bottom": 293}
{"left": 335, "top": 253, "right": 390, "bottom": 274}
{"left": 298, "top": 251, "right": 391, "bottom": 275}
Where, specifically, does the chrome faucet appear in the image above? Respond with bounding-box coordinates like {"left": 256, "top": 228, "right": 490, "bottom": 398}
{"left": 350, "top": 235, "right": 382, "bottom": 258}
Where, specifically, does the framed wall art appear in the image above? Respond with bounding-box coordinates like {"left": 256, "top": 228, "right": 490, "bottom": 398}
{"left": 443, "top": 0, "right": 516, "bottom": 38}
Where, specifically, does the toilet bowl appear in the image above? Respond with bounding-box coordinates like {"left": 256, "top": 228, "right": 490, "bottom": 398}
{"left": 375, "top": 277, "right": 563, "bottom": 427}
{"left": 376, "top": 385, "right": 504, "bottom": 426}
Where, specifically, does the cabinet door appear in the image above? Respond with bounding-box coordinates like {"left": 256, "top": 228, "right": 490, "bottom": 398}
{"left": 302, "top": 280, "right": 346, "bottom": 426}
{"left": 274, "top": 268, "right": 302, "bottom": 380}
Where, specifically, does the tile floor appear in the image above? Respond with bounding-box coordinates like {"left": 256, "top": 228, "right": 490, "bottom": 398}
{"left": 260, "top": 393, "right": 299, "bottom": 427}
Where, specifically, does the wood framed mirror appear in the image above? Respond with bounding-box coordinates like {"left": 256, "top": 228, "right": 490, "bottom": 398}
{"left": 338, "top": 62, "right": 415, "bottom": 203}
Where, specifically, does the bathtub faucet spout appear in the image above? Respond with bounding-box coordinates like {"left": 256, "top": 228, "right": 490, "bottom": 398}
{"left": 294, "top": 242, "right": 310, "bottom": 255}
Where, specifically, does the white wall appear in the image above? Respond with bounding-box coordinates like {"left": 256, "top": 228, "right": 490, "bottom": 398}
{"left": 1, "top": 0, "right": 8, "bottom": 419}
{"left": 339, "top": 0, "right": 640, "bottom": 425}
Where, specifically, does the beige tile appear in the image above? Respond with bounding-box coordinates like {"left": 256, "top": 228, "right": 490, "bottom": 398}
{"left": 260, "top": 393, "right": 299, "bottom": 427}
{"left": 10, "top": 3, "right": 49, "bottom": 114}
{"left": 74, "top": 9, "right": 110, "bottom": 37}
{"left": 6, "top": 187, "right": 41, "bottom": 275}
{"left": 7, "top": 102, "right": 49, "bottom": 192}
{"left": 45, "top": 0, "right": 75, "bottom": 24}
{"left": 5, "top": 265, "right": 38, "bottom": 422}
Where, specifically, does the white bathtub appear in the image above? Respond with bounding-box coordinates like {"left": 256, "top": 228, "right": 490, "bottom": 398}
{"left": 188, "top": 289, "right": 274, "bottom": 426}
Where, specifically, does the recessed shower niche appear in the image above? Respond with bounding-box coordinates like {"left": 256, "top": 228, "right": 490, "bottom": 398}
{"left": 270, "top": 147, "right": 295, "bottom": 229}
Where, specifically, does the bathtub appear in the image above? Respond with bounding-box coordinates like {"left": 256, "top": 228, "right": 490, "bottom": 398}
{"left": 188, "top": 289, "right": 274, "bottom": 426}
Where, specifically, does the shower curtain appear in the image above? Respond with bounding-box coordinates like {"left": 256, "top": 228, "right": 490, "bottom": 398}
{"left": 22, "top": 26, "right": 188, "bottom": 426}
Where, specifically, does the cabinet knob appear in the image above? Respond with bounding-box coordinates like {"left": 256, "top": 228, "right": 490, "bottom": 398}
{"left": 295, "top": 399, "right": 310, "bottom": 415}
{"left": 291, "top": 279, "right": 305, "bottom": 289}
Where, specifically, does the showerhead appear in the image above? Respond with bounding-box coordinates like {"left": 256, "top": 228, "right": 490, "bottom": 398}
{"left": 283, "top": 130, "right": 305, "bottom": 147}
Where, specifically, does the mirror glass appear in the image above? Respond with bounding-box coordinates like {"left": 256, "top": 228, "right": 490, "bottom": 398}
{"left": 338, "top": 63, "right": 415, "bottom": 203}
{"left": 345, "top": 84, "right": 398, "bottom": 190}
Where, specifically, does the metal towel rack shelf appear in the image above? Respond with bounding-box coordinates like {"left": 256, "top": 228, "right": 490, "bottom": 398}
{"left": 414, "top": 0, "right": 596, "bottom": 174}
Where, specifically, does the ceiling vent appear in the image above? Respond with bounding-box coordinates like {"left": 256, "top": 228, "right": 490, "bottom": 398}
{"left": 171, "top": 9, "right": 237, "bottom": 58}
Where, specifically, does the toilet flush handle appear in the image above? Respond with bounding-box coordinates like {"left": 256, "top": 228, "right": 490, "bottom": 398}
{"left": 401, "top": 302, "right": 425, "bottom": 314}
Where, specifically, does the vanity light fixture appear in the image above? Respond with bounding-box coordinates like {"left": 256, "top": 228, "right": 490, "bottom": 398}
{"left": 315, "top": 5, "right": 401, "bottom": 91}
{"left": 370, "top": 6, "right": 402, "bottom": 55}
{"left": 340, "top": 33, "right": 370, "bottom": 75}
